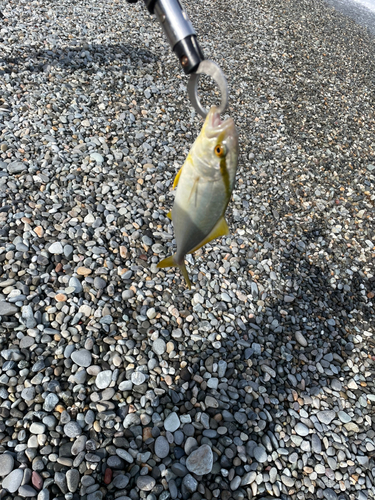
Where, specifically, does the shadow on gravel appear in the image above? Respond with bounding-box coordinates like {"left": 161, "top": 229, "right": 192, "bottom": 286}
{"left": 0, "top": 42, "right": 159, "bottom": 75}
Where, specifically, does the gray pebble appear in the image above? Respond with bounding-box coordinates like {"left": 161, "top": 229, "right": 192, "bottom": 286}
{"left": 64, "top": 422, "right": 82, "bottom": 438}
{"left": 66, "top": 469, "right": 80, "bottom": 492}
{"left": 253, "top": 446, "right": 268, "bottom": 463}
{"left": 2, "top": 468, "right": 24, "bottom": 493}
{"left": 295, "top": 331, "right": 307, "bottom": 347}
{"left": 155, "top": 435, "right": 169, "bottom": 458}
{"left": 0, "top": 453, "right": 14, "bottom": 477}
{"left": 186, "top": 444, "right": 213, "bottom": 475}
{"left": 136, "top": 476, "right": 156, "bottom": 491}
{"left": 71, "top": 349, "right": 92, "bottom": 367}
{"left": 48, "top": 242, "right": 63, "bottom": 254}
{"left": 0, "top": 301, "right": 19, "bottom": 316}
{"left": 152, "top": 338, "right": 166, "bottom": 355}
{"left": 295, "top": 423, "right": 309, "bottom": 436}
{"left": 96, "top": 370, "right": 112, "bottom": 389}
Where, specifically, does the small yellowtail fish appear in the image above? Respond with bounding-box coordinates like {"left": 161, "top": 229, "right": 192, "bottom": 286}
{"left": 157, "top": 106, "right": 239, "bottom": 288}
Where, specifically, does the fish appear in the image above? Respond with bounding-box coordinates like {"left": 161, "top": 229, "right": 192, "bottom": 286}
{"left": 157, "top": 105, "right": 239, "bottom": 288}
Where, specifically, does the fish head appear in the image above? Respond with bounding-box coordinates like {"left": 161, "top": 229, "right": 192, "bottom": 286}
{"left": 194, "top": 106, "right": 239, "bottom": 176}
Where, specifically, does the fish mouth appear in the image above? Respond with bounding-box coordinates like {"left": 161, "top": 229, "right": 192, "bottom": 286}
{"left": 205, "top": 106, "right": 235, "bottom": 138}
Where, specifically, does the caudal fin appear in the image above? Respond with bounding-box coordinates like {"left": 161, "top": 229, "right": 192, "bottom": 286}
{"left": 157, "top": 255, "right": 192, "bottom": 289}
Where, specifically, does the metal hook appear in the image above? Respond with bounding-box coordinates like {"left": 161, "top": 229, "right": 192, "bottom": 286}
{"left": 187, "top": 60, "right": 228, "bottom": 118}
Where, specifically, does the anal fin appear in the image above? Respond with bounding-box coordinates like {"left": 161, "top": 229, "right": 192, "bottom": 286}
{"left": 189, "top": 217, "right": 230, "bottom": 254}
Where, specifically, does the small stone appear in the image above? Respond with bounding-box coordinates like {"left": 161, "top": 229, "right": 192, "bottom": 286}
{"left": 112, "top": 474, "right": 129, "bottom": 489}
{"left": 347, "top": 379, "right": 358, "bottom": 390}
{"left": 43, "top": 393, "right": 59, "bottom": 411}
{"left": 64, "top": 421, "right": 82, "bottom": 438}
{"left": 66, "top": 469, "right": 80, "bottom": 492}
{"left": 253, "top": 446, "right": 268, "bottom": 463}
{"left": 152, "top": 338, "right": 166, "bottom": 355}
{"left": 218, "top": 360, "right": 227, "bottom": 377}
{"left": 281, "top": 475, "right": 295, "bottom": 487}
{"left": 317, "top": 410, "right": 336, "bottom": 425}
{"left": 71, "top": 349, "right": 92, "bottom": 367}
{"left": 337, "top": 411, "right": 351, "bottom": 423}
{"left": 90, "top": 153, "right": 104, "bottom": 163}
{"left": 55, "top": 293, "right": 67, "bottom": 302}
{"left": 31, "top": 471, "right": 43, "bottom": 490}
{"left": 19, "top": 485, "right": 38, "bottom": 497}
{"left": 311, "top": 434, "right": 322, "bottom": 453}
{"left": 295, "top": 423, "right": 309, "bottom": 437}
{"left": 48, "top": 242, "right": 63, "bottom": 254}
{"left": 155, "top": 436, "right": 169, "bottom": 458}
{"left": 295, "top": 331, "right": 307, "bottom": 347}
{"left": 0, "top": 454, "right": 14, "bottom": 476}
{"left": 136, "top": 476, "right": 156, "bottom": 491}
{"left": 96, "top": 370, "right": 112, "bottom": 389}
{"left": 164, "top": 412, "right": 180, "bottom": 432}
{"left": 69, "top": 277, "right": 83, "bottom": 293}
{"left": 241, "top": 471, "right": 257, "bottom": 486}
{"left": 331, "top": 379, "right": 342, "bottom": 391}
{"left": 21, "top": 387, "right": 36, "bottom": 401}
{"left": 182, "top": 474, "right": 198, "bottom": 494}
{"left": 77, "top": 267, "right": 92, "bottom": 276}
{"left": 7, "top": 161, "right": 27, "bottom": 174}
{"left": 186, "top": 444, "right": 213, "bottom": 475}
{"left": 131, "top": 371, "right": 146, "bottom": 385}
{"left": 2, "top": 468, "right": 24, "bottom": 493}
{"left": 30, "top": 422, "right": 46, "bottom": 434}
{"left": 21, "top": 304, "right": 37, "bottom": 328}
{"left": 344, "top": 422, "right": 359, "bottom": 432}
{"left": 205, "top": 395, "right": 219, "bottom": 408}
{"left": 323, "top": 488, "right": 338, "bottom": 500}
{"left": 0, "top": 302, "right": 19, "bottom": 316}
{"left": 94, "top": 277, "right": 106, "bottom": 289}
{"left": 116, "top": 449, "right": 134, "bottom": 463}
{"left": 284, "top": 294, "right": 295, "bottom": 302}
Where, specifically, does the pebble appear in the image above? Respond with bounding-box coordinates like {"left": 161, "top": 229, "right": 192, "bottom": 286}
{"left": 48, "top": 242, "right": 63, "bottom": 254}
{"left": 186, "top": 444, "right": 213, "bottom": 475}
{"left": 295, "top": 423, "right": 309, "bottom": 437}
{"left": 2, "top": 468, "right": 24, "bottom": 493}
{"left": 295, "top": 331, "right": 308, "bottom": 347}
{"left": 0, "top": 453, "right": 14, "bottom": 476}
{"left": 66, "top": 469, "right": 80, "bottom": 492}
{"left": 0, "top": 301, "right": 19, "bottom": 316}
{"left": 136, "top": 476, "right": 156, "bottom": 491}
{"left": 317, "top": 410, "right": 336, "bottom": 425}
{"left": 152, "top": 338, "right": 166, "bottom": 355}
{"left": 164, "top": 412, "right": 180, "bottom": 432}
{"left": 253, "top": 446, "right": 268, "bottom": 463}
{"left": 64, "top": 422, "right": 82, "bottom": 438}
{"left": 95, "top": 370, "right": 112, "bottom": 389}
{"left": 154, "top": 436, "right": 170, "bottom": 458}
{"left": 71, "top": 349, "right": 92, "bottom": 367}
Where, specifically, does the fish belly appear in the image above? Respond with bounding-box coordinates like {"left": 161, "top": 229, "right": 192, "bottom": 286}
{"left": 173, "top": 171, "right": 228, "bottom": 261}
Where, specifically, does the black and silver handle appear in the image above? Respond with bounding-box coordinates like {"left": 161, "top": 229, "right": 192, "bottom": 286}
{"left": 127, "top": 0, "right": 229, "bottom": 118}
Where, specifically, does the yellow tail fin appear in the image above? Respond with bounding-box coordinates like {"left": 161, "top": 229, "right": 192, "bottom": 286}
{"left": 157, "top": 255, "right": 192, "bottom": 289}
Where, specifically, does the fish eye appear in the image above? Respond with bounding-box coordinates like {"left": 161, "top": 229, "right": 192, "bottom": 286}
{"left": 214, "top": 144, "right": 226, "bottom": 157}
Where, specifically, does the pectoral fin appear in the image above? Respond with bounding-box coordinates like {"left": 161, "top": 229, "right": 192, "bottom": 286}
{"left": 166, "top": 210, "right": 172, "bottom": 220}
{"left": 189, "top": 217, "right": 230, "bottom": 254}
{"left": 157, "top": 254, "right": 192, "bottom": 289}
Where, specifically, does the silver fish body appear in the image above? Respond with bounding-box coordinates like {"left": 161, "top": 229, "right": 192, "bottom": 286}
{"left": 157, "top": 106, "right": 239, "bottom": 288}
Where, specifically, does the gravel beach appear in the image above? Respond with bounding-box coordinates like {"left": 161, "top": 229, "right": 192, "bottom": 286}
{"left": 0, "top": 0, "right": 374, "bottom": 499}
